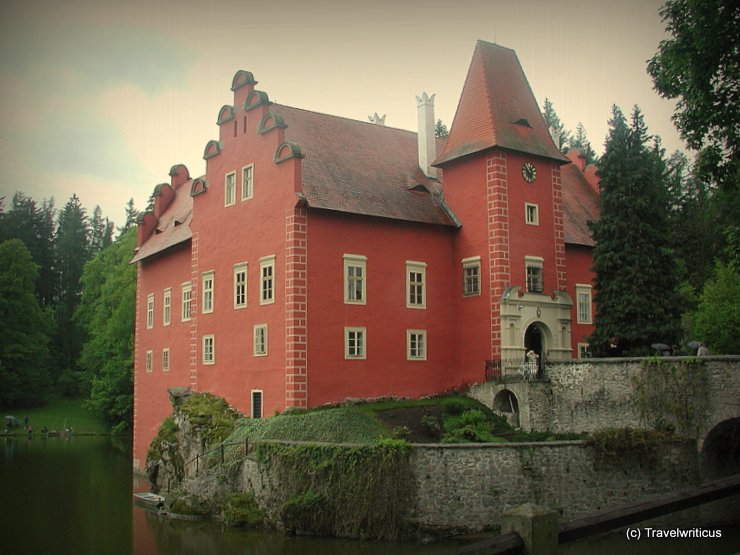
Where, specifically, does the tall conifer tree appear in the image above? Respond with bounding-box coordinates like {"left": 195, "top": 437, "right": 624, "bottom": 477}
{"left": 589, "top": 106, "right": 682, "bottom": 355}
{"left": 569, "top": 123, "right": 598, "bottom": 165}
{"left": 54, "top": 194, "right": 90, "bottom": 383}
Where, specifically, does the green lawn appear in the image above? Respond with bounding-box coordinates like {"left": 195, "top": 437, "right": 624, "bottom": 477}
{"left": 1, "top": 397, "right": 110, "bottom": 435}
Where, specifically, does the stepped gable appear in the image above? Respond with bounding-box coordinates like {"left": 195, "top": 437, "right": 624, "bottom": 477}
{"left": 131, "top": 182, "right": 194, "bottom": 262}
{"left": 269, "top": 104, "right": 456, "bottom": 226}
{"left": 435, "top": 40, "right": 568, "bottom": 166}
{"left": 561, "top": 163, "right": 600, "bottom": 246}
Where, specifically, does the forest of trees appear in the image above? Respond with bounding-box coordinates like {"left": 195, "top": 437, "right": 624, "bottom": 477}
{"left": 0, "top": 193, "right": 139, "bottom": 430}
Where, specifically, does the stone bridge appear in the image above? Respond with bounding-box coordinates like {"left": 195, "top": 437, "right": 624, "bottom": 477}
{"left": 470, "top": 356, "right": 740, "bottom": 474}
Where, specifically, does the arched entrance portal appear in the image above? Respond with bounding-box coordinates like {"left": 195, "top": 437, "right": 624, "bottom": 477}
{"left": 493, "top": 389, "right": 520, "bottom": 428}
{"left": 701, "top": 418, "right": 740, "bottom": 478}
{"left": 524, "top": 323, "right": 545, "bottom": 371}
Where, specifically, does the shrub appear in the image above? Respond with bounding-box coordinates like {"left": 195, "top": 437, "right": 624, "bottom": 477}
{"left": 223, "top": 492, "right": 265, "bottom": 528}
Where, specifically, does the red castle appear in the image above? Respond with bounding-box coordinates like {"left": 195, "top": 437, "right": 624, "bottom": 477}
{"left": 131, "top": 41, "right": 600, "bottom": 470}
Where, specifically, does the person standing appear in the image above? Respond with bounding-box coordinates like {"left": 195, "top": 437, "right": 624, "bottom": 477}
{"left": 697, "top": 342, "right": 710, "bottom": 356}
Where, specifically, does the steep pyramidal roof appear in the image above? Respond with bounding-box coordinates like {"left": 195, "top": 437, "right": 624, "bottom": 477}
{"left": 435, "top": 41, "right": 568, "bottom": 166}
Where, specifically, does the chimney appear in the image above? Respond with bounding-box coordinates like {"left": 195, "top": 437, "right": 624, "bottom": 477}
{"left": 416, "top": 92, "right": 436, "bottom": 178}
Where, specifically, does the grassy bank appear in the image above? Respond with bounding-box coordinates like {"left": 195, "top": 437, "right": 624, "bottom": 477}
{"left": 1, "top": 397, "right": 110, "bottom": 435}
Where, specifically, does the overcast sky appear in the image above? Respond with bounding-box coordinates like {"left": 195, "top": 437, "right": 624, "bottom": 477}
{"left": 0, "top": 0, "right": 683, "bottom": 228}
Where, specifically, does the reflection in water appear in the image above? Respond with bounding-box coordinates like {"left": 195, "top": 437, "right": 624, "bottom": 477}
{"left": 3, "top": 436, "right": 455, "bottom": 555}
{"left": 5, "top": 435, "right": 737, "bottom": 554}
{"left": 0, "top": 435, "right": 132, "bottom": 555}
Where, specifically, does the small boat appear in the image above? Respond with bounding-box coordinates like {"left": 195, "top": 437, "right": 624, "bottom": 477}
{"left": 133, "top": 492, "right": 165, "bottom": 509}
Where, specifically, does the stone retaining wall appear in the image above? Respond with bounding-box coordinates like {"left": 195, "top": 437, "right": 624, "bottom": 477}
{"left": 470, "top": 356, "right": 740, "bottom": 438}
{"left": 407, "top": 440, "right": 699, "bottom": 533}
{"left": 231, "top": 439, "right": 700, "bottom": 535}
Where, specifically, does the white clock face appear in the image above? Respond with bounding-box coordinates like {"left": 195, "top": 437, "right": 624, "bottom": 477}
{"left": 522, "top": 162, "right": 537, "bottom": 183}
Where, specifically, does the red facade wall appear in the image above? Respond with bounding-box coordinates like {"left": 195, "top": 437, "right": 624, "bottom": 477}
{"left": 305, "top": 211, "right": 468, "bottom": 406}
{"left": 565, "top": 244, "right": 596, "bottom": 354}
{"left": 133, "top": 244, "right": 192, "bottom": 469}
{"left": 441, "top": 153, "right": 495, "bottom": 377}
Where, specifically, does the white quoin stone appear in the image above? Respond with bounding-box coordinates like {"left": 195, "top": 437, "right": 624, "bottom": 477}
{"left": 416, "top": 92, "right": 436, "bottom": 178}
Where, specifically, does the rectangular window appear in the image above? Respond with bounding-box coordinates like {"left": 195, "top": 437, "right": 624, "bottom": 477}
{"left": 254, "top": 324, "right": 268, "bottom": 356}
{"left": 576, "top": 284, "right": 593, "bottom": 324}
{"left": 525, "top": 203, "right": 539, "bottom": 225}
{"left": 181, "top": 282, "right": 192, "bottom": 322}
{"left": 251, "top": 390, "right": 263, "bottom": 419}
{"left": 162, "top": 348, "right": 170, "bottom": 372}
{"left": 260, "top": 256, "right": 275, "bottom": 304}
{"left": 406, "top": 261, "right": 427, "bottom": 308}
{"left": 525, "top": 257, "right": 544, "bottom": 293}
{"left": 163, "top": 288, "right": 171, "bottom": 326}
{"left": 407, "top": 329, "right": 427, "bottom": 361}
{"left": 343, "top": 254, "right": 367, "bottom": 304}
{"left": 146, "top": 294, "right": 154, "bottom": 329}
{"left": 225, "top": 171, "right": 236, "bottom": 206}
{"left": 462, "top": 256, "right": 481, "bottom": 297}
{"left": 241, "top": 164, "right": 254, "bottom": 201}
{"left": 145, "top": 350, "right": 153, "bottom": 373}
{"left": 578, "top": 343, "right": 590, "bottom": 359}
{"left": 202, "top": 271, "right": 214, "bottom": 313}
{"left": 234, "top": 263, "right": 247, "bottom": 309}
{"left": 345, "top": 327, "right": 366, "bottom": 359}
{"left": 202, "top": 335, "right": 215, "bottom": 365}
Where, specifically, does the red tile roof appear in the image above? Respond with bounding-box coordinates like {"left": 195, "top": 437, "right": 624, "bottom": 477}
{"left": 561, "top": 163, "right": 600, "bottom": 246}
{"left": 435, "top": 41, "right": 568, "bottom": 166}
{"left": 272, "top": 104, "right": 456, "bottom": 226}
{"left": 131, "top": 181, "right": 194, "bottom": 263}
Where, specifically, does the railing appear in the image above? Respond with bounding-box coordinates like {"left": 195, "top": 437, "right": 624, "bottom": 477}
{"left": 166, "top": 437, "right": 254, "bottom": 491}
{"left": 485, "top": 358, "right": 544, "bottom": 382}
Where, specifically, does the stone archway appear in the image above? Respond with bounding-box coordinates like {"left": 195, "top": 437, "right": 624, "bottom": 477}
{"left": 700, "top": 417, "right": 740, "bottom": 479}
{"left": 493, "top": 389, "right": 520, "bottom": 428}
{"left": 524, "top": 321, "right": 550, "bottom": 375}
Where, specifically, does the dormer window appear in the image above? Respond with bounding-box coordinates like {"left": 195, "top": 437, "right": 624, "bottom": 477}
{"left": 514, "top": 118, "right": 532, "bottom": 128}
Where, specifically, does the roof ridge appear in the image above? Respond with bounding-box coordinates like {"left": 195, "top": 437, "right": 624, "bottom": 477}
{"left": 273, "top": 103, "right": 418, "bottom": 136}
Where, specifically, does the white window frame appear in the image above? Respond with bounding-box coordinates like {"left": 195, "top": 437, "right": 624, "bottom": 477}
{"left": 225, "top": 171, "right": 236, "bottom": 206}
{"left": 253, "top": 324, "right": 268, "bottom": 356}
{"left": 234, "top": 263, "right": 247, "bottom": 309}
{"left": 343, "top": 254, "right": 367, "bottom": 305}
{"left": 462, "top": 256, "right": 481, "bottom": 297}
{"left": 577, "top": 343, "right": 590, "bottom": 359}
{"left": 576, "top": 284, "right": 593, "bottom": 324}
{"left": 407, "top": 329, "right": 427, "bottom": 361}
{"left": 260, "top": 256, "right": 275, "bottom": 305}
{"left": 163, "top": 288, "right": 171, "bottom": 326}
{"left": 146, "top": 294, "right": 154, "bottom": 329}
{"left": 162, "top": 348, "right": 170, "bottom": 372}
{"left": 525, "top": 256, "right": 544, "bottom": 294}
{"left": 181, "top": 282, "right": 192, "bottom": 322}
{"left": 202, "top": 271, "right": 214, "bottom": 314}
{"left": 241, "top": 164, "right": 254, "bottom": 201}
{"left": 344, "top": 327, "right": 366, "bottom": 360}
{"left": 525, "top": 203, "right": 539, "bottom": 226}
{"left": 251, "top": 389, "right": 263, "bottom": 419}
{"left": 145, "top": 350, "right": 153, "bottom": 373}
{"left": 202, "top": 334, "right": 215, "bottom": 365}
{"left": 406, "top": 261, "right": 427, "bottom": 309}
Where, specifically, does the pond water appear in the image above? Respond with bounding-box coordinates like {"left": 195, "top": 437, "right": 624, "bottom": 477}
{"left": 0, "top": 436, "right": 456, "bottom": 554}
{"left": 3, "top": 435, "right": 738, "bottom": 554}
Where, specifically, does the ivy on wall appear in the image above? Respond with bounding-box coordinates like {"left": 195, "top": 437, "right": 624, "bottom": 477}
{"left": 632, "top": 357, "right": 709, "bottom": 437}
{"left": 255, "top": 439, "right": 414, "bottom": 540}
